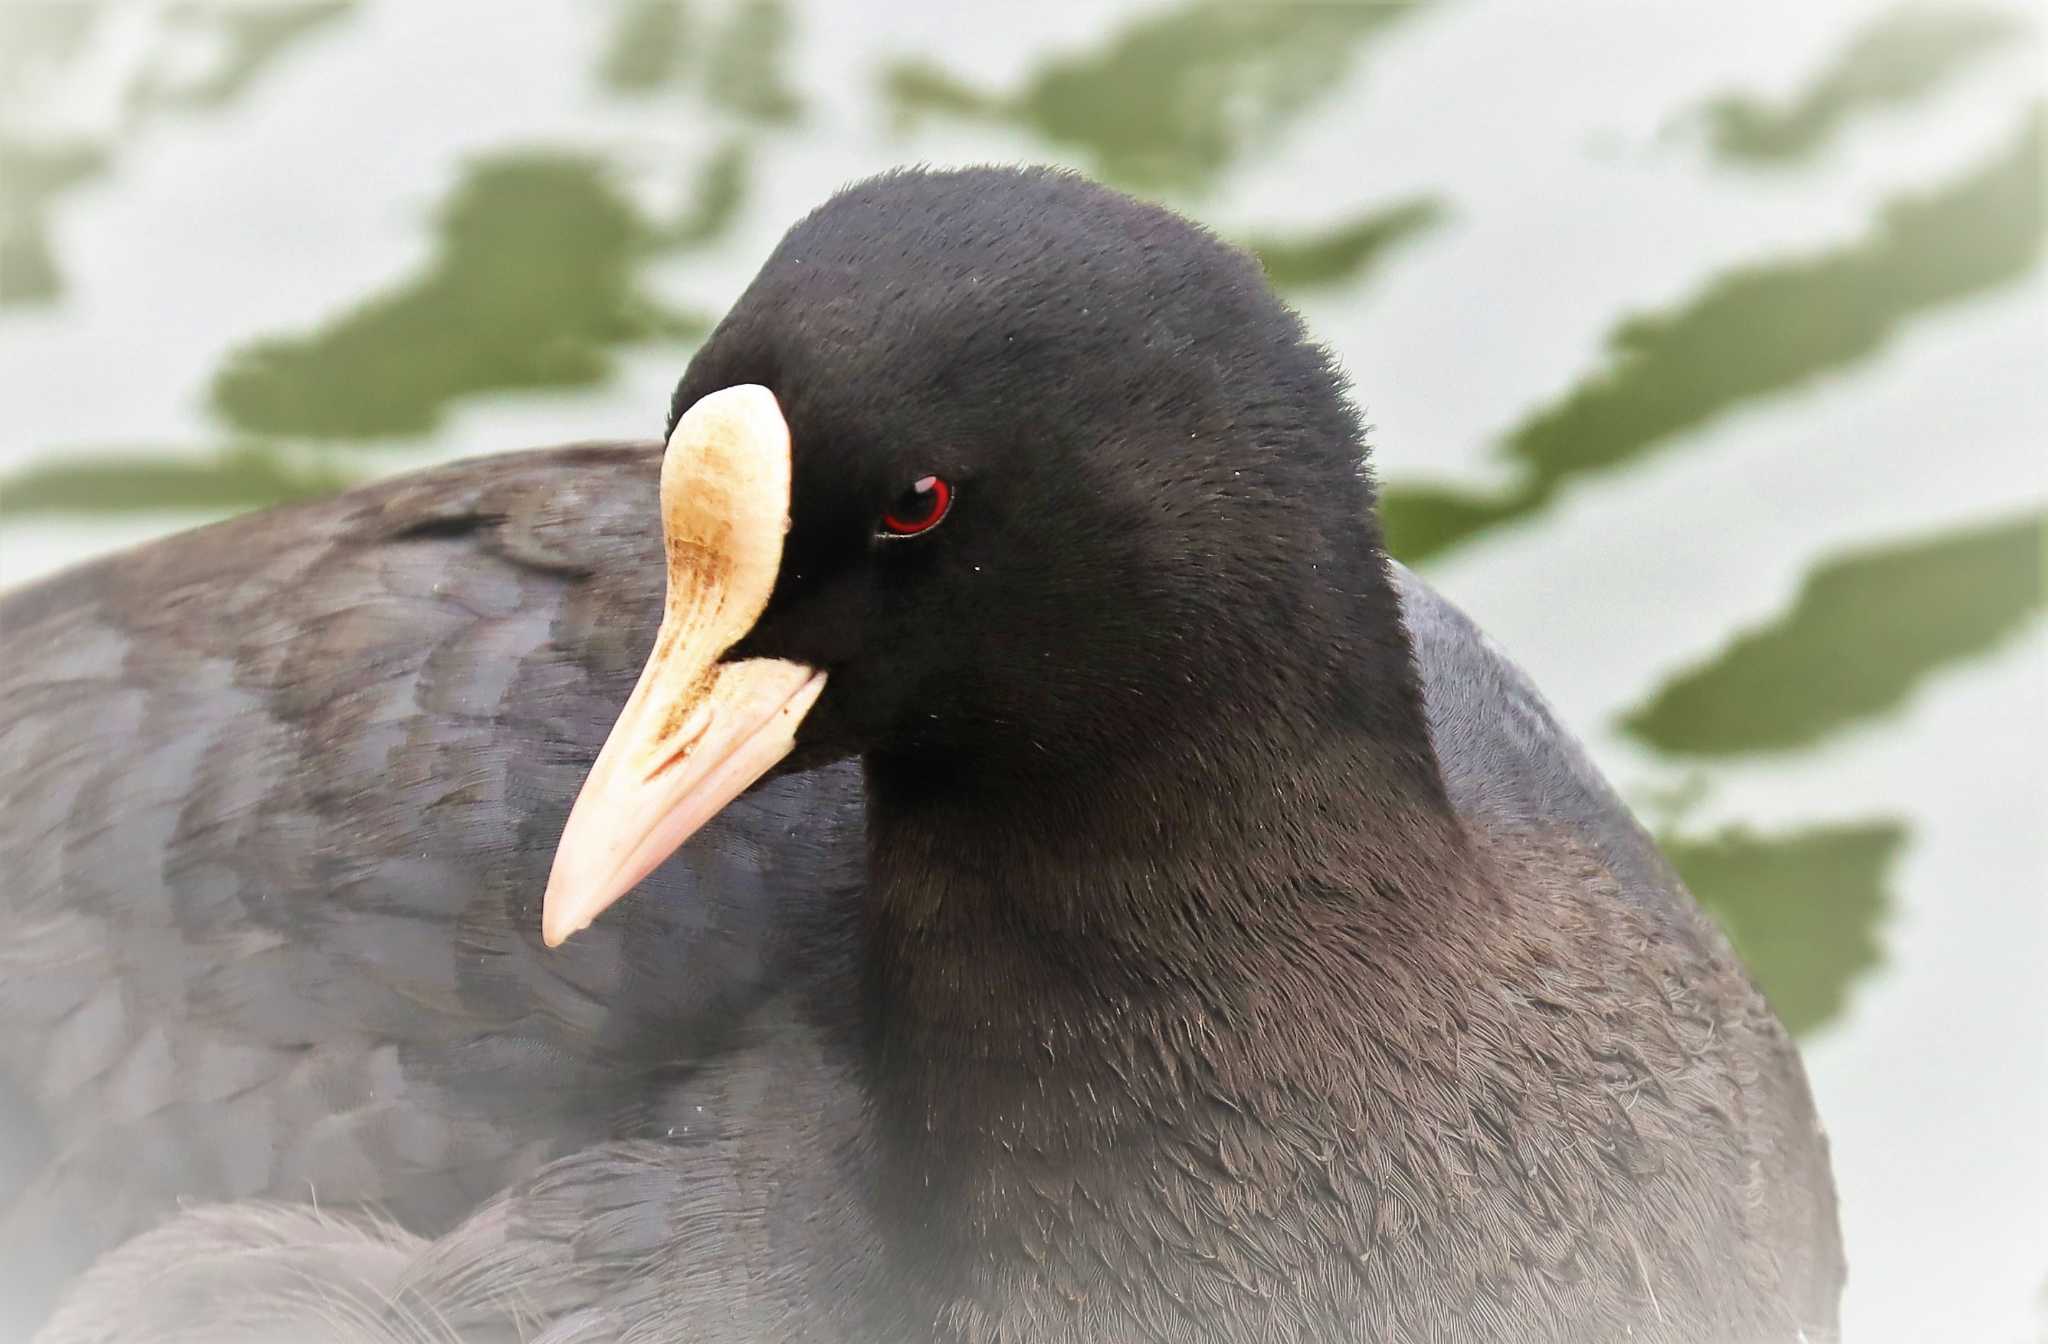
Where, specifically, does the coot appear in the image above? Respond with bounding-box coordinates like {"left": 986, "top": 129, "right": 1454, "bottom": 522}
{"left": 9, "top": 167, "right": 1841, "bottom": 1343}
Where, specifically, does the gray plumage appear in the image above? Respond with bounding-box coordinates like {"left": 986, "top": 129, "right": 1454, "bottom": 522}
{"left": 8, "top": 443, "right": 1836, "bottom": 1342}
{"left": 5, "top": 166, "right": 1843, "bottom": 1343}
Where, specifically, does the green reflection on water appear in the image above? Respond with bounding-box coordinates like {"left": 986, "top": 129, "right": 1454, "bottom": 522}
{"left": 1248, "top": 196, "right": 1444, "bottom": 292}
{"left": 1666, "top": 820, "right": 1903, "bottom": 1037}
{"left": 0, "top": 140, "right": 105, "bottom": 306}
{"left": 209, "top": 153, "right": 709, "bottom": 441}
{"left": 705, "top": 0, "right": 801, "bottom": 124}
{"left": 601, "top": 0, "right": 800, "bottom": 123}
{"left": 1697, "top": 4, "right": 2030, "bottom": 164}
{"left": 0, "top": 1, "right": 356, "bottom": 308}
{"left": 884, "top": 1, "right": 1424, "bottom": 193}
{"left": 601, "top": 0, "right": 695, "bottom": 94}
{"left": 1624, "top": 512, "right": 2045, "bottom": 756}
{"left": 134, "top": 1, "right": 357, "bottom": 114}
{"left": 0, "top": 447, "right": 352, "bottom": 515}
{"left": 1382, "top": 105, "right": 2046, "bottom": 563}
{"left": 663, "top": 139, "right": 748, "bottom": 246}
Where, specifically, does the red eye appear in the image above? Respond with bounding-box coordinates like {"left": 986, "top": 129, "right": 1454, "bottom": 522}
{"left": 880, "top": 475, "right": 953, "bottom": 538}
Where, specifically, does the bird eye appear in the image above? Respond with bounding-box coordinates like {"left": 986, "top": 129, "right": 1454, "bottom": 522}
{"left": 879, "top": 475, "right": 952, "bottom": 538}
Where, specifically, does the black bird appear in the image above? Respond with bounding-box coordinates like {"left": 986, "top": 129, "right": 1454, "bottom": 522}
{"left": 3, "top": 167, "right": 1842, "bottom": 1343}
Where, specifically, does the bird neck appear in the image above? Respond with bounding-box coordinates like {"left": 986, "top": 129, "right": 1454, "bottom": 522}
{"left": 855, "top": 685, "right": 1484, "bottom": 1219}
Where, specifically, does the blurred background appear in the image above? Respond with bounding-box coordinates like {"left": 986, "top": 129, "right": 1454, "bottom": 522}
{"left": 0, "top": 1, "right": 2040, "bottom": 1338}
